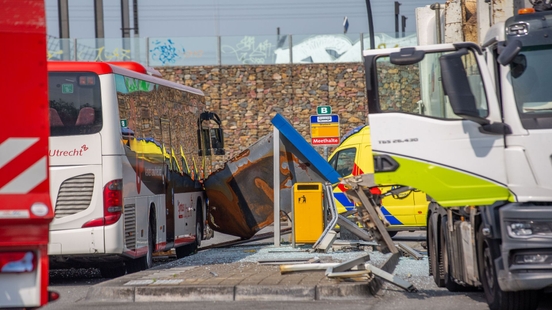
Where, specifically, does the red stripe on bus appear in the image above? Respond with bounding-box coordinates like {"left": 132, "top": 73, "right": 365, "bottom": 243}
{"left": 174, "top": 236, "right": 196, "bottom": 246}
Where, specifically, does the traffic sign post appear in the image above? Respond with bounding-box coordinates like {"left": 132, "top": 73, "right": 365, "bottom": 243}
{"left": 310, "top": 114, "right": 340, "bottom": 146}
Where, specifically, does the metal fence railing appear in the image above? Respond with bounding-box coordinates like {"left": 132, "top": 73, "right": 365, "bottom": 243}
{"left": 46, "top": 32, "right": 417, "bottom": 66}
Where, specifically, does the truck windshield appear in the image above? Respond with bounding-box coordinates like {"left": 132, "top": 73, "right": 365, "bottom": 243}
{"left": 374, "top": 49, "right": 488, "bottom": 120}
{"left": 510, "top": 45, "right": 552, "bottom": 129}
{"left": 48, "top": 72, "right": 102, "bottom": 136}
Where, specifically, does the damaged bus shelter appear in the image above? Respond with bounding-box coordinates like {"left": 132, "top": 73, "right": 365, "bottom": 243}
{"left": 204, "top": 114, "right": 340, "bottom": 241}
{"left": 203, "top": 113, "right": 417, "bottom": 292}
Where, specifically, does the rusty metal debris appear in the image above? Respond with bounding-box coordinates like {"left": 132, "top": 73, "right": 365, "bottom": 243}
{"left": 203, "top": 134, "right": 276, "bottom": 239}
{"left": 396, "top": 242, "right": 424, "bottom": 260}
{"left": 204, "top": 132, "right": 330, "bottom": 239}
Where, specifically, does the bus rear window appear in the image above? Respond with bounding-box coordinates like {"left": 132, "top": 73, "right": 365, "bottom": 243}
{"left": 48, "top": 72, "right": 102, "bottom": 136}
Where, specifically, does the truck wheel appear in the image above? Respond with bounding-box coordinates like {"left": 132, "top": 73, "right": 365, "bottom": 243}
{"left": 428, "top": 213, "right": 444, "bottom": 287}
{"left": 441, "top": 217, "right": 469, "bottom": 292}
{"left": 126, "top": 223, "right": 154, "bottom": 274}
{"left": 477, "top": 226, "right": 540, "bottom": 310}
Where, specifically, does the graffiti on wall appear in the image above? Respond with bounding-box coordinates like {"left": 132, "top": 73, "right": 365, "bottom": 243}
{"left": 78, "top": 47, "right": 131, "bottom": 61}
{"left": 274, "top": 33, "right": 417, "bottom": 64}
{"left": 149, "top": 39, "right": 185, "bottom": 65}
{"left": 46, "top": 46, "right": 131, "bottom": 61}
{"left": 221, "top": 36, "right": 275, "bottom": 64}
{"left": 45, "top": 33, "right": 417, "bottom": 65}
{"left": 148, "top": 38, "right": 206, "bottom": 66}
{"left": 47, "top": 50, "right": 64, "bottom": 60}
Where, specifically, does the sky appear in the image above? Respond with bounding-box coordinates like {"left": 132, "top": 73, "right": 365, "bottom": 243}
{"left": 45, "top": 0, "right": 435, "bottom": 39}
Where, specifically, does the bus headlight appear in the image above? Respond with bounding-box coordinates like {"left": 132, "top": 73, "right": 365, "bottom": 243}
{"left": 506, "top": 221, "right": 552, "bottom": 238}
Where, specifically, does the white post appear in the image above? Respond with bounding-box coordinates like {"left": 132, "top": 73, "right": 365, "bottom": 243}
{"left": 273, "top": 127, "right": 281, "bottom": 246}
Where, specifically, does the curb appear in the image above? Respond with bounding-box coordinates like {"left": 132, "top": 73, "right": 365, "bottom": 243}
{"left": 86, "top": 282, "right": 374, "bottom": 302}
{"left": 83, "top": 243, "right": 391, "bottom": 303}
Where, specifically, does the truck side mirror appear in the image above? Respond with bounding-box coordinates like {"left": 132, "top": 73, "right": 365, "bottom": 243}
{"left": 497, "top": 39, "right": 522, "bottom": 66}
{"left": 439, "top": 49, "right": 489, "bottom": 125}
{"left": 389, "top": 47, "right": 426, "bottom": 66}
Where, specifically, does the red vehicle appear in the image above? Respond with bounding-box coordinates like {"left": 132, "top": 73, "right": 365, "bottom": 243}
{"left": 0, "top": 1, "right": 58, "bottom": 308}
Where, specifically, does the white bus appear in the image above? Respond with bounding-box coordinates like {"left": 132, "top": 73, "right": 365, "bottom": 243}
{"left": 47, "top": 61, "right": 221, "bottom": 277}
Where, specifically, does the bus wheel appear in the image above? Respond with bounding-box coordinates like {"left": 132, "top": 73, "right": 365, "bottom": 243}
{"left": 477, "top": 226, "right": 540, "bottom": 310}
{"left": 99, "top": 265, "right": 126, "bottom": 278}
{"left": 195, "top": 202, "right": 203, "bottom": 248}
{"left": 175, "top": 226, "right": 199, "bottom": 259}
{"left": 126, "top": 223, "right": 154, "bottom": 273}
{"left": 175, "top": 211, "right": 201, "bottom": 259}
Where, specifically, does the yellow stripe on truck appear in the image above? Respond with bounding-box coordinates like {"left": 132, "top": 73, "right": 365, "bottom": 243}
{"left": 374, "top": 154, "right": 514, "bottom": 207}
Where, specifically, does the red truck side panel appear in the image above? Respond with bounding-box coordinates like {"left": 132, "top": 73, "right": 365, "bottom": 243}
{"left": 0, "top": 0, "right": 54, "bottom": 307}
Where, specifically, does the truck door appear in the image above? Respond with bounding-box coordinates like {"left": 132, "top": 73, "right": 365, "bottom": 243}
{"left": 364, "top": 44, "right": 512, "bottom": 207}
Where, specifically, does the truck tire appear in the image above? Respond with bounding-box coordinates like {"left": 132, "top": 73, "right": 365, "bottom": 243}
{"left": 441, "top": 216, "right": 470, "bottom": 292}
{"left": 428, "top": 212, "right": 444, "bottom": 287}
{"left": 477, "top": 226, "right": 541, "bottom": 310}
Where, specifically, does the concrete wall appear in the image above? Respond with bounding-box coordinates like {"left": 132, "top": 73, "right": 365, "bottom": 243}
{"left": 158, "top": 63, "right": 369, "bottom": 167}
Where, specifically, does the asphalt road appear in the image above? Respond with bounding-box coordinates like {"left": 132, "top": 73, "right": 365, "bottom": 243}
{"left": 42, "top": 230, "right": 552, "bottom": 310}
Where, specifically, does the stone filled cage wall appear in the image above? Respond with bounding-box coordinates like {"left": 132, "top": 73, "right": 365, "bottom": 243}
{"left": 157, "top": 62, "right": 419, "bottom": 171}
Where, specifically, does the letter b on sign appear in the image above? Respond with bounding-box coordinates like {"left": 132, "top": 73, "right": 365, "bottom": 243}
{"left": 317, "top": 106, "right": 332, "bottom": 115}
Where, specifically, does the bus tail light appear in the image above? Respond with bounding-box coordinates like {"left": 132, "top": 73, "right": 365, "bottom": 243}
{"left": 82, "top": 179, "right": 123, "bottom": 228}
{"left": 49, "top": 290, "right": 60, "bottom": 302}
{"left": 0, "top": 251, "right": 36, "bottom": 273}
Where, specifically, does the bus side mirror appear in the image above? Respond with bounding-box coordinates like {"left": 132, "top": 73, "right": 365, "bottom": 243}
{"left": 439, "top": 49, "right": 489, "bottom": 125}
{"left": 211, "top": 128, "right": 225, "bottom": 155}
{"left": 197, "top": 112, "right": 225, "bottom": 156}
